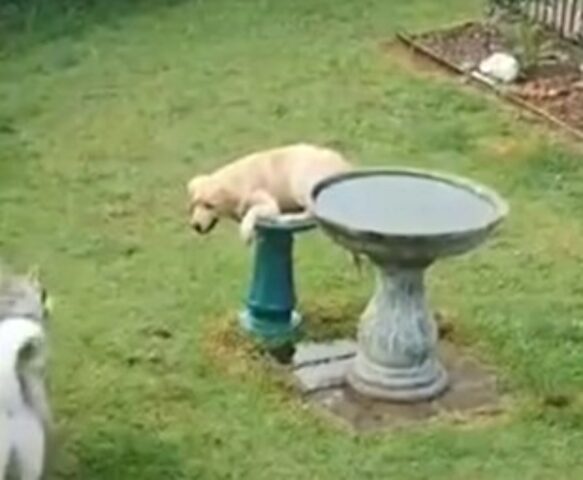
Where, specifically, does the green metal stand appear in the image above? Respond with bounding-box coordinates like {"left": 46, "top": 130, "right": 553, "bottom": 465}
{"left": 239, "top": 215, "right": 315, "bottom": 346}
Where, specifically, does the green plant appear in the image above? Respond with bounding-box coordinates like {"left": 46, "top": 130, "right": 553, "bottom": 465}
{"left": 490, "top": 0, "right": 523, "bottom": 12}
{"left": 488, "top": 0, "right": 523, "bottom": 17}
{"left": 508, "top": 20, "right": 558, "bottom": 72}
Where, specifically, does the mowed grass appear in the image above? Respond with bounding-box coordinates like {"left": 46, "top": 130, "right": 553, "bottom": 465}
{"left": 3, "top": 0, "right": 583, "bottom": 478}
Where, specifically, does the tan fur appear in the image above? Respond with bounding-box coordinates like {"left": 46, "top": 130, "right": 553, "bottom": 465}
{"left": 187, "top": 143, "right": 352, "bottom": 243}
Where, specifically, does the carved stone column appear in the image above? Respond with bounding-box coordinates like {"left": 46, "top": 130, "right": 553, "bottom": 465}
{"left": 348, "top": 263, "right": 448, "bottom": 401}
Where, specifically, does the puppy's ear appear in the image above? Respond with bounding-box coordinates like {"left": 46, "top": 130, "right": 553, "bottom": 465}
{"left": 186, "top": 175, "right": 206, "bottom": 195}
{"left": 187, "top": 175, "right": 209, "bottom": 201}
{"left": 207, "top": 181, "right": 233, "bottom": 209}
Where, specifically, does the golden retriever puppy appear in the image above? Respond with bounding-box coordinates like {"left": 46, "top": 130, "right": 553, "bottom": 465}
{"left": 187, "top": 143, "right": 352, "bottom": 243}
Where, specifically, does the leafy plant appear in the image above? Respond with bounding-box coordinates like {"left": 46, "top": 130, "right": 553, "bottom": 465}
{"left": 488, "top": 0, "right": 523, "bottom": 16}
{"left": 486, "top": 0, "right": 524, "bottom": 26}
{"left": 508, "top": 20, "right": 559, "bottom": 72}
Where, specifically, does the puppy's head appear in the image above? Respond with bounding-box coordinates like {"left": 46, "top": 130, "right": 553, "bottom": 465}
{"left": 186, "top": 175, "right": 222, "bottom": 235}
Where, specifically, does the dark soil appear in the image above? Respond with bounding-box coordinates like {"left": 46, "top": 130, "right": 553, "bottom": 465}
{"left": 518, "top": 76, "right": 583, "bottom": 129}
{"left": 307, "top": 341, "right": 502, "bottom": 432}
{"left": 410, "top": 21, "right": 583, "bottom": 133}
{"left": 415, "top": 22, "right": 509, "bottom": 71}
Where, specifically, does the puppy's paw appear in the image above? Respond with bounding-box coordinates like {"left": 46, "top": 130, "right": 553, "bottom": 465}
{"left": 242, "top": 230, "right": 256, "bottom": 245}
{"left": 239, "top": 221, "right": 256, "bottom": 245}
{"left": 278, "top": 211, "right": 311, "bottom": 224}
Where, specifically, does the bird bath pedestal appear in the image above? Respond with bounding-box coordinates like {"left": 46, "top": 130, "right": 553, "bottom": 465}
{"left": 240, "top": 215, "right": 315, "bottom": 347}
{"left": 312, "top": 169, "right": 508, "bottom": 402}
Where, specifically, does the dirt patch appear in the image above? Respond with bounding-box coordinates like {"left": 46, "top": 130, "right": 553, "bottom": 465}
{"left": 307, "top": 341, "right": 504, "bottom": 432}
{"left": 201, "top": 308, "right": 505, "bottom": 432}
{"left": 201, "top": 315, "right": 270, "bottom": 378}
{"left": 200, "top": 303, "right": 580, "bottom": 432}
{"left": 415, "top": 22, "right": 508, "bottom": 71}
{"left": 403, "top": 20, "right": 583, "bottom": 135}
{"left": 521, "top": 77, "right": 583, "bottom": 129}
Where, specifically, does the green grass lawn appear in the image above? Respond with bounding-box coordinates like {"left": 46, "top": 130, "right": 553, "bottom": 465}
{"left": 3, "top": 0, "right": 583, "bottom": 478}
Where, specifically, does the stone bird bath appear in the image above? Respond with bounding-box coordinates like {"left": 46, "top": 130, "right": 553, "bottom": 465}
{"left": 312, "top": 168, "right": 508, "bottom": 402}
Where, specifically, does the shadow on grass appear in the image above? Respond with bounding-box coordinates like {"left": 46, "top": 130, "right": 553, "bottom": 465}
{"left": 201, "top": 297, "right": 469, "bottom": 365}
{"left": 58, "top": 425, "right": 188, "bottom": 480}
{"left": 300, "top": 296, "right": 364, "bottom": 341}
{"left": 200, "top": 297, "right": 367, "bottom": 381}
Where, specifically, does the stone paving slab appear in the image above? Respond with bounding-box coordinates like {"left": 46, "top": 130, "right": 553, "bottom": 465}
{"left": 292, "top": 340, "right": 357, "bottom": 367}
{"left": 294, "top": 357, "right": 354, "bottom": 393}
{"left": 292, "top": 340, "right": 357, "bottom": 393}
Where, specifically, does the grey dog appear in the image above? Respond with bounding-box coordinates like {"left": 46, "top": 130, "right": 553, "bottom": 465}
{"left": 0, "top": 267, "right": 51, "bottom": 480}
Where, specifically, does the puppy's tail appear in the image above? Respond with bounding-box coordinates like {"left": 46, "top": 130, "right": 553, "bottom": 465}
{"left": 0, "top": 318, "right": 45, "bottom": 477}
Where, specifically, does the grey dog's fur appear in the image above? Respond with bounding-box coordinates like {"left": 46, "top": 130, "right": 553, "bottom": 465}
{"left": 0, "top": 271, "right": 46, "bottom": 324}
{"left": 0, "top": 266, "right": 51, "bottom": 479}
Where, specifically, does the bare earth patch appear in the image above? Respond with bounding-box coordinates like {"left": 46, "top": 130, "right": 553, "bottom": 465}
{"left": 306, "top": 341, "right": 503, "bottom": 432}
{"left": 202, "top": 308, "right": 504, "bottom": 432}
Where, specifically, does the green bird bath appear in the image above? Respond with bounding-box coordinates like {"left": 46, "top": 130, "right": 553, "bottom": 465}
{"left": 239, "top": 214, "right": 315, "bottom": 347}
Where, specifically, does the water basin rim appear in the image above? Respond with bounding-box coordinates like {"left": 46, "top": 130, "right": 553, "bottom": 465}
{"left": 255, "top": 214, "right": 316, "bottom": 232}
{"left": 311, "top": 167, "right": 509, "bottom": 238}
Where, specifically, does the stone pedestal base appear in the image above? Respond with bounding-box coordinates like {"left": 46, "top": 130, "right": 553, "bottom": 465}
{"left": 348, "top": 356, "right": 448, "bottom": 402}
{"left": 348, "top": 262, "right": 448, "bottom": 402}
{"left": 239, "top": 309, "right": 301, "bottom": 345}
